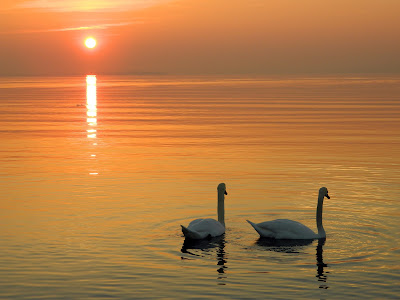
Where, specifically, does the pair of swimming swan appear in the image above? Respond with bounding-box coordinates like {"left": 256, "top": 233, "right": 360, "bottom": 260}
{"left": 181, "top": 183, "right": 330, "bottom": 240}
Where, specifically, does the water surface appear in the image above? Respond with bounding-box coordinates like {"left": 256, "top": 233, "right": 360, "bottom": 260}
{"left": 0, "top": 75, "right": 399, "bottom": 299}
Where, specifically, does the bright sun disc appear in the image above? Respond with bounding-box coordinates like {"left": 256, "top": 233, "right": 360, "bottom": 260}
{"left": 85, "top": 37, "right": 96, "bottom": 49}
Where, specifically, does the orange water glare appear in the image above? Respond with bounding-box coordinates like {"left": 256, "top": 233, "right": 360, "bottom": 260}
{"left": 86, "top": 75, "right": 97, "bottom": 125}
{"left": 86, "top": 75, "right": 98, "bottom": 175}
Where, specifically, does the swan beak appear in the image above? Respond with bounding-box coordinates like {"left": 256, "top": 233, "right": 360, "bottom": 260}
{"left": 224, "top": 190, "right": 228, "bottom": 195}
{"left": 326, "top": 194, "right": 330, "bottom": 199}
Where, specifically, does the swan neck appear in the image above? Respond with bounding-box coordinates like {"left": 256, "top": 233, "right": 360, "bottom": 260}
{"left": 218, "top": 191, "right": 225, "bottom": 226}
{"left": 316, "top": 194, "right": 325, "bottom": 237}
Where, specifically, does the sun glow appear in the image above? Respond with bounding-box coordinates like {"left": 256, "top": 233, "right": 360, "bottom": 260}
{"left": 85, "top": 37, "right": 96, "bottom": 49}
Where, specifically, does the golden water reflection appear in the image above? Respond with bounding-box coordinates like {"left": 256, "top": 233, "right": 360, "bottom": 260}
{"left": 86, "top": 75, "right": 97, "bottom": 175}
{"left": 0, "top": 75, "right": 399, "bottom": 298}
{"left": 86, "top": 75, "right": 97, "bottom": 138}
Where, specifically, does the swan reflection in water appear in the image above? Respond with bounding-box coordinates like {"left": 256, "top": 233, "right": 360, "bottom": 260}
{"left": 256, "top": 237, "right": 313, "bottom": 253}
{"left": 316, "top": 238, "right": 328, "bottom": 289}
{"left": 256, "top": 237, "right": 329, "bottom": 289}
{"left": 181, "top": 235, "right": 227, "bottom": 284}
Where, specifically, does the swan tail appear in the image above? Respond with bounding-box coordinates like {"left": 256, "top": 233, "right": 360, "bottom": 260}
{"left": 181, "top": 225, "right": 204, "bottom": 240}
{"left": 247, "top": 220, "right": 271, "bottom": 238}
{"left": 247, "top": 220, "right": 258, "bottom": 230}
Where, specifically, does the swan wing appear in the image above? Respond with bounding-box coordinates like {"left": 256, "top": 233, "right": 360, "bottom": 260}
{"left": 188, "top": 218, "right": 205, "bottom": 227}
{"left": 248, "top": 219, "right": 317, "bottom": 239}
{"left": 182, "top": 218, "right": 225, "bottom": 239}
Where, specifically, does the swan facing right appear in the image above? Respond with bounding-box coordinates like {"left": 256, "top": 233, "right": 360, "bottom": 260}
{"left": 181, "top": 183, "right": 228, "bottom": 240}
{"left": 247, "top": 187, "right": 330, "bottom": 239}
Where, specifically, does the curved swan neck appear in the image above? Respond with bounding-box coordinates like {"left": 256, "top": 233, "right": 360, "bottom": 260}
{"left": 218, "top": 191, "right": 225, "bottom": 226}
{"left": 316, "top": 193, "right": 325, "bottom": 237}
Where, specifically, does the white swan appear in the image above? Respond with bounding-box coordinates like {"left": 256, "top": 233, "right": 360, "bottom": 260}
{"left": 247, "top": 187, "right": 330, "bottom": 239}
{"left": 181, "top": 183, "right": 228, "bottom": 240}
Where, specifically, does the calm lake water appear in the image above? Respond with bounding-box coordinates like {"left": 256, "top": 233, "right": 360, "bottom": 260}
{"left": 0, "top": 75, "right": 399, "bottom": 299}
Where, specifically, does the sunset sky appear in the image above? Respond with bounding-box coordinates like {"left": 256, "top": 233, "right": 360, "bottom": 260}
{"left": 1, "top": 0, "right": 399, "bottom": 76}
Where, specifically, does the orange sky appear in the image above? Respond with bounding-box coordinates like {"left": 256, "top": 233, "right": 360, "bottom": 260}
{"left": 0, "top": 0, "right": 399, "bottom": 76}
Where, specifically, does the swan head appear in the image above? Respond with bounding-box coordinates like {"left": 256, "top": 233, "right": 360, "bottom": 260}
{"left": 217, "top": 183, "right": 228, "bottom": 195}
{"left": 319, "top": 187, "right": 330, "bottom": 199}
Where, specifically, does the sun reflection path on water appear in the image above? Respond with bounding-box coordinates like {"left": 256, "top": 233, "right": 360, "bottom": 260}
{"left": 86, "top": 75, "right": 98, "bottom": 175}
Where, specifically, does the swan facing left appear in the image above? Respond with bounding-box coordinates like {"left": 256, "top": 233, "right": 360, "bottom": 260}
{"left": 181, "top": 183, "right": 228, "bottom": 240}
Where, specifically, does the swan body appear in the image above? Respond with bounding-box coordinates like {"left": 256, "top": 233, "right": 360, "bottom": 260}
{"left": 247, "top": 219, "right": 319, "bottom": 239}
{"left": 247, "top": 187, "right": 330, "bottom": 239}
{"left": 181, "top": 183, "right": 228, "bottom": 240}
{"left": 181, "top": 219, "right": 225, "bottom": 239}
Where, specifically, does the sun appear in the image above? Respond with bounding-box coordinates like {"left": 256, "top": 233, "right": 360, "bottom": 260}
{"left": 85, "top": 37, "right": 97, "bottom": 49}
